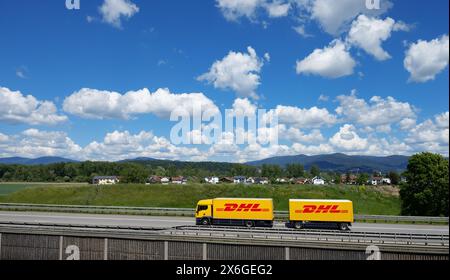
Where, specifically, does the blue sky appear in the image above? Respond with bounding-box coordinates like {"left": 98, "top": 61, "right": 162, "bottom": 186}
{"left": 0, "top": 0, "right": 448, "bottom": 162}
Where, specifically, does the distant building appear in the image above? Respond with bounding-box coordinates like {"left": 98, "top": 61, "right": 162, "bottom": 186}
{"left": 234, "top": 176, "right": 246, "bottom": 184}
{"left": 312, "top": 176, "right": 325, "bottom": 185}
{"left": 92, "top": 176, "right": 119, "bottom": 185}
{"left": 276, "top": 178, "right": 289, "bottom": 184}
{"left": 220, "top": 177, "right": 234, "bottom": 184}
{"left": 205, "top": 177, "right": 220, "bottom": 184}
{"left": 370, "top": 176, "right": 391, "bottom": 186}
{"left": 382, "top": 178, "right": 392, "bottom": 185}
{"left": 341, "top": 174, "right": 357, "bottom": 185}
{"left": 292, "top": 178, "right": 309, "bottom": 185}
{"left": 147, "top": 176, "right": 162, "bottom": 184}
{"left": 255, "top": 177, "right": 269, "bottom": 185}
{"left": 246, "top": 177, "right": 255, "bottom": 184}
{"left": 161, "top": 177, "right": 170, "bottom": 185}
{"left": 172, "top": 176, "right": 187, "bottom": 185}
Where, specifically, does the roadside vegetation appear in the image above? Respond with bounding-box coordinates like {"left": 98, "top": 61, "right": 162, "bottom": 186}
{"left": 0, "top": 184, "right": 401, "bottom": 215}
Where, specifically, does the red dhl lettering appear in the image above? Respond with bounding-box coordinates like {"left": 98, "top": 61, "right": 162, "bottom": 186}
{"left": 216, "top": 203, "right": 270, "bottom": 212}
{"left": 295, "top": 205, "right": 349, "bottom": 214}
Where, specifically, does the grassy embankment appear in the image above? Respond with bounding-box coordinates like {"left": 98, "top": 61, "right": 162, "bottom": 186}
{"left": 0, "top": 183, "right": 401, "bottom": 215}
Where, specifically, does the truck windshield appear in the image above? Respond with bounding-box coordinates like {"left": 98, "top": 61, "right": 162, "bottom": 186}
{"left": 197, "top": 205, "right": 208, "bottom": 212}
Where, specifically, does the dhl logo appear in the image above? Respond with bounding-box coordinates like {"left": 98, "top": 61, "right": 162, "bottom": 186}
{"left": 295, "top": 205, "right": 349, "bottom": 214}
{"left": 217, "top": 203, "right": 270, "bottom": 212}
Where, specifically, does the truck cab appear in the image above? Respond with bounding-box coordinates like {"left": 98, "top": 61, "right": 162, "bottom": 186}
{"left": 195, "top": 199, "right": 213, "bottom": 225}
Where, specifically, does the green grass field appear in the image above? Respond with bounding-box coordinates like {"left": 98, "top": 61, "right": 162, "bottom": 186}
{"left": 0, "top": 183, "right": 401, "bottom": 215}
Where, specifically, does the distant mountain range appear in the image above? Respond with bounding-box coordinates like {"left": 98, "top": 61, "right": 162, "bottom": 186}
{"left": 0, "top": 153, "right": 410, "bottom": 172}
{"left": 0, "top": 157, "right": 78, "bottom": 165}
{"left": 246, "top": 153, "right": 410, "bottom": 173}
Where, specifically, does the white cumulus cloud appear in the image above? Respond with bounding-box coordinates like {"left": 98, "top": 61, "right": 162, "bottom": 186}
{"left": 296, "top": 40, "right": 356, "bottom": 78}
{"left": 0, "top": 87, "right": 68, "bottom": 125}
{"left": 0, "top": 129, "right": 82, "bottom": 159}
{"left": 216, "top": 0, "right": 291, "bottom": 21}
{"left": 264, "top": 105, "right": 337, "bottom": 128}
{"left": 63, "top": 88, "right": 219, "bottom": 120}
{"left": 198, "top": 46, "right": 265, "bottom": 99}
{"left": 330, "top": 124, "right": 368, "bottom": 151}
{"left": 404, "top": 35, "right": 449, "bottom": 83}
{"left": 99, "top": 0, "right": 139, "bottom": 28}
{"left": 336, "top": 93, "right": 417, "bottom": 128}
{"left": 347, "top": 15, "right": 410, "bottom": 61}
{"left": 265, "top": 1, "right": 291, "bottom": 17}
{"left": 306, "top": 0, "right": 393, "bottom": 35}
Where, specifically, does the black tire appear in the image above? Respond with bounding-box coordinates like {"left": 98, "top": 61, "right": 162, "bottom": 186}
{"left": 245, "top": 221, "right": 254, "bottom": 228}
{"left": 201, "top": 218, "right": 210, "bottom": 226}
{"left": 294, "top": 222, "right": 303, "bottom": 229}
{"left": 339, "top": 223, "right": 349, "bottom": 231}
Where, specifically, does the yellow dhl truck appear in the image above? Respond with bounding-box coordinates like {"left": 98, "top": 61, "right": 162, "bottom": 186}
{"left": 195, "top": 198, "right": 274, "bottom": 228}
{"left": 286, "top": 199, "right": 354, "bottom": 231}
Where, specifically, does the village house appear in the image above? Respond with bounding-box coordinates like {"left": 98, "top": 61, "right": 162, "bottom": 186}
{"left": 255, "top": 177, "right": 269, "bottom": 185}
{"left": 312, "top": 176, "right": 326, "bottom": 185}
{"left": 275, "top": 178, "right": 289, "bottom": 184}
{"left": 341, "top": 174, "right": 357, "bottom": 185}
{"left": 234, "top": 176, "right": 246, "bottom": 184}
{"left": 371, "top": 176, "right": 391, "bottom": 186}
{"left": 246, "top": 177, "right": 256, "bottom": 184}
{"left": 161, "top": 177, "right": 170, "bottom": 185}
{"left": 171, "top": 176, "right": 188, "bottom": 185}
{"left": 220, "top": 177, "right": 234, "bottom": 184}
{"left": 92, "top": 176, "right": 120, "bottom": 185}
{"left": 292, "top": 178, "right": 310, "bottom": 185}
{"left": 204, "top": 177, "right": 220, "bottom": 184}
{"left": 146, "top": 176, "right": 162, "bottom": 184}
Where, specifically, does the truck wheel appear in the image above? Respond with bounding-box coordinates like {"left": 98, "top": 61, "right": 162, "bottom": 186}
{"left": 294, "top": 222, "right": 303, "bottom": 229}
{"left": 201, "top": 218, "right": 210, "bottom": 226}
{"left": 245, "top": 221, "right": 254, "bottom": 228}
{"left": 339, "top": 223, "right": 349, "bottom": 231}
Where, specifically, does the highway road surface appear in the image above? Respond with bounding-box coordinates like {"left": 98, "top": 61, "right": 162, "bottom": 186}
{"left": 0, "top": 211, "right": 448, "bottom": 235}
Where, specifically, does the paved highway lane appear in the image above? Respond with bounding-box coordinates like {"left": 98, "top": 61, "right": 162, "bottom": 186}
{"left": 0, "top": 211, "right": 448, "bottom": 235}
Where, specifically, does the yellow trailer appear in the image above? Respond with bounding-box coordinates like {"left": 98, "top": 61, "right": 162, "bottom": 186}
{"left": 195, "top": 198, "right": 274, "bottom": 228}
{"left": 287, "top": 199, "right": 354, "bottom": 231}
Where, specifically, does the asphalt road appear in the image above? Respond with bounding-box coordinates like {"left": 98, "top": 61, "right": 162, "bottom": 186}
{"left": 0, "top": 211, "right": 448, "bottom": 235}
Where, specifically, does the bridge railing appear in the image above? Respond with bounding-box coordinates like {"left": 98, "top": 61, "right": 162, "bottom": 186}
{"left": 0, "top": 203, "right": 448, "bottom": 224}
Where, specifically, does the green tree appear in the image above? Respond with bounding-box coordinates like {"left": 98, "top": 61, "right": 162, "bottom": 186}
{"left": 388, "top": 171, "right": 400, "bottom": 185}
{"left": 285, "top": 164, "right": 305, "bottom": 178}
{"left": 119, "top": 164, "right": 148, "bottom": 184}
{"left": 356, "top": 173, "right": 369, "bottom": 185}
{"left": 310, "top": 165, "right": 320, "bottom": 177}
{"left": 261, "top": 164, "right": 283, "bottom": 179}
{"left": 334, "top": 174, "right": 342, "bottom": 185}
{"left": 400, "top": 153, "right": 449, "bottom": 216}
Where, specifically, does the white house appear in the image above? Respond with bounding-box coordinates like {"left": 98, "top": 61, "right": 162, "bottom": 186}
{"left": 276, "top": 178, "right": 289, "bottom": 184}
{"left": 255, "top": 177, "right": 269, "bottom": 185}
{"left": 161, "top": 177, "right": 170, "bottom": 185}
{"left": 234, "top": 176, "right": 246, "bottom": 184}
{"left": 92, "top": 176, "right": 119, "bottom": 185}
{"left": 312, "top": 177, "right": 325, "bottom": 185}
{"left": 205, "top": 177, "right": 219, "bottom": 184}
{"left": 246, "top": 177, "right": 255, "bottom": 184}
{"left": 382, "top": 178, "right": 392, "bottom": 185}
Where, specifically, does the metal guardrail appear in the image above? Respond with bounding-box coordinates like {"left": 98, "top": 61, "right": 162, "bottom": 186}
{"left": 0, "top": 221, "right": 447, "bottom": 247}
{"left": 0, "top": 203, "right": 448, "bottom": 224}
{"left": 167, "top": 226, "right": 449, "bottom": 247}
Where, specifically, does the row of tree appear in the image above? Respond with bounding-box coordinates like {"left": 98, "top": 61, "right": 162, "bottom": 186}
{"left": 0, "top": 160, "right": 400, "bottom": 185}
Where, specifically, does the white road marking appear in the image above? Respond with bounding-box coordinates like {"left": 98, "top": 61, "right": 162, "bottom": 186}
{"left": 0, "top": 213, "right": 191, "bottom": 224}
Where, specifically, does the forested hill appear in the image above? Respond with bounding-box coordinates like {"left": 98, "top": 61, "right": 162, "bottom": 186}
{"left": 246, "top": 153, "right": 410, "bottom": 173}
